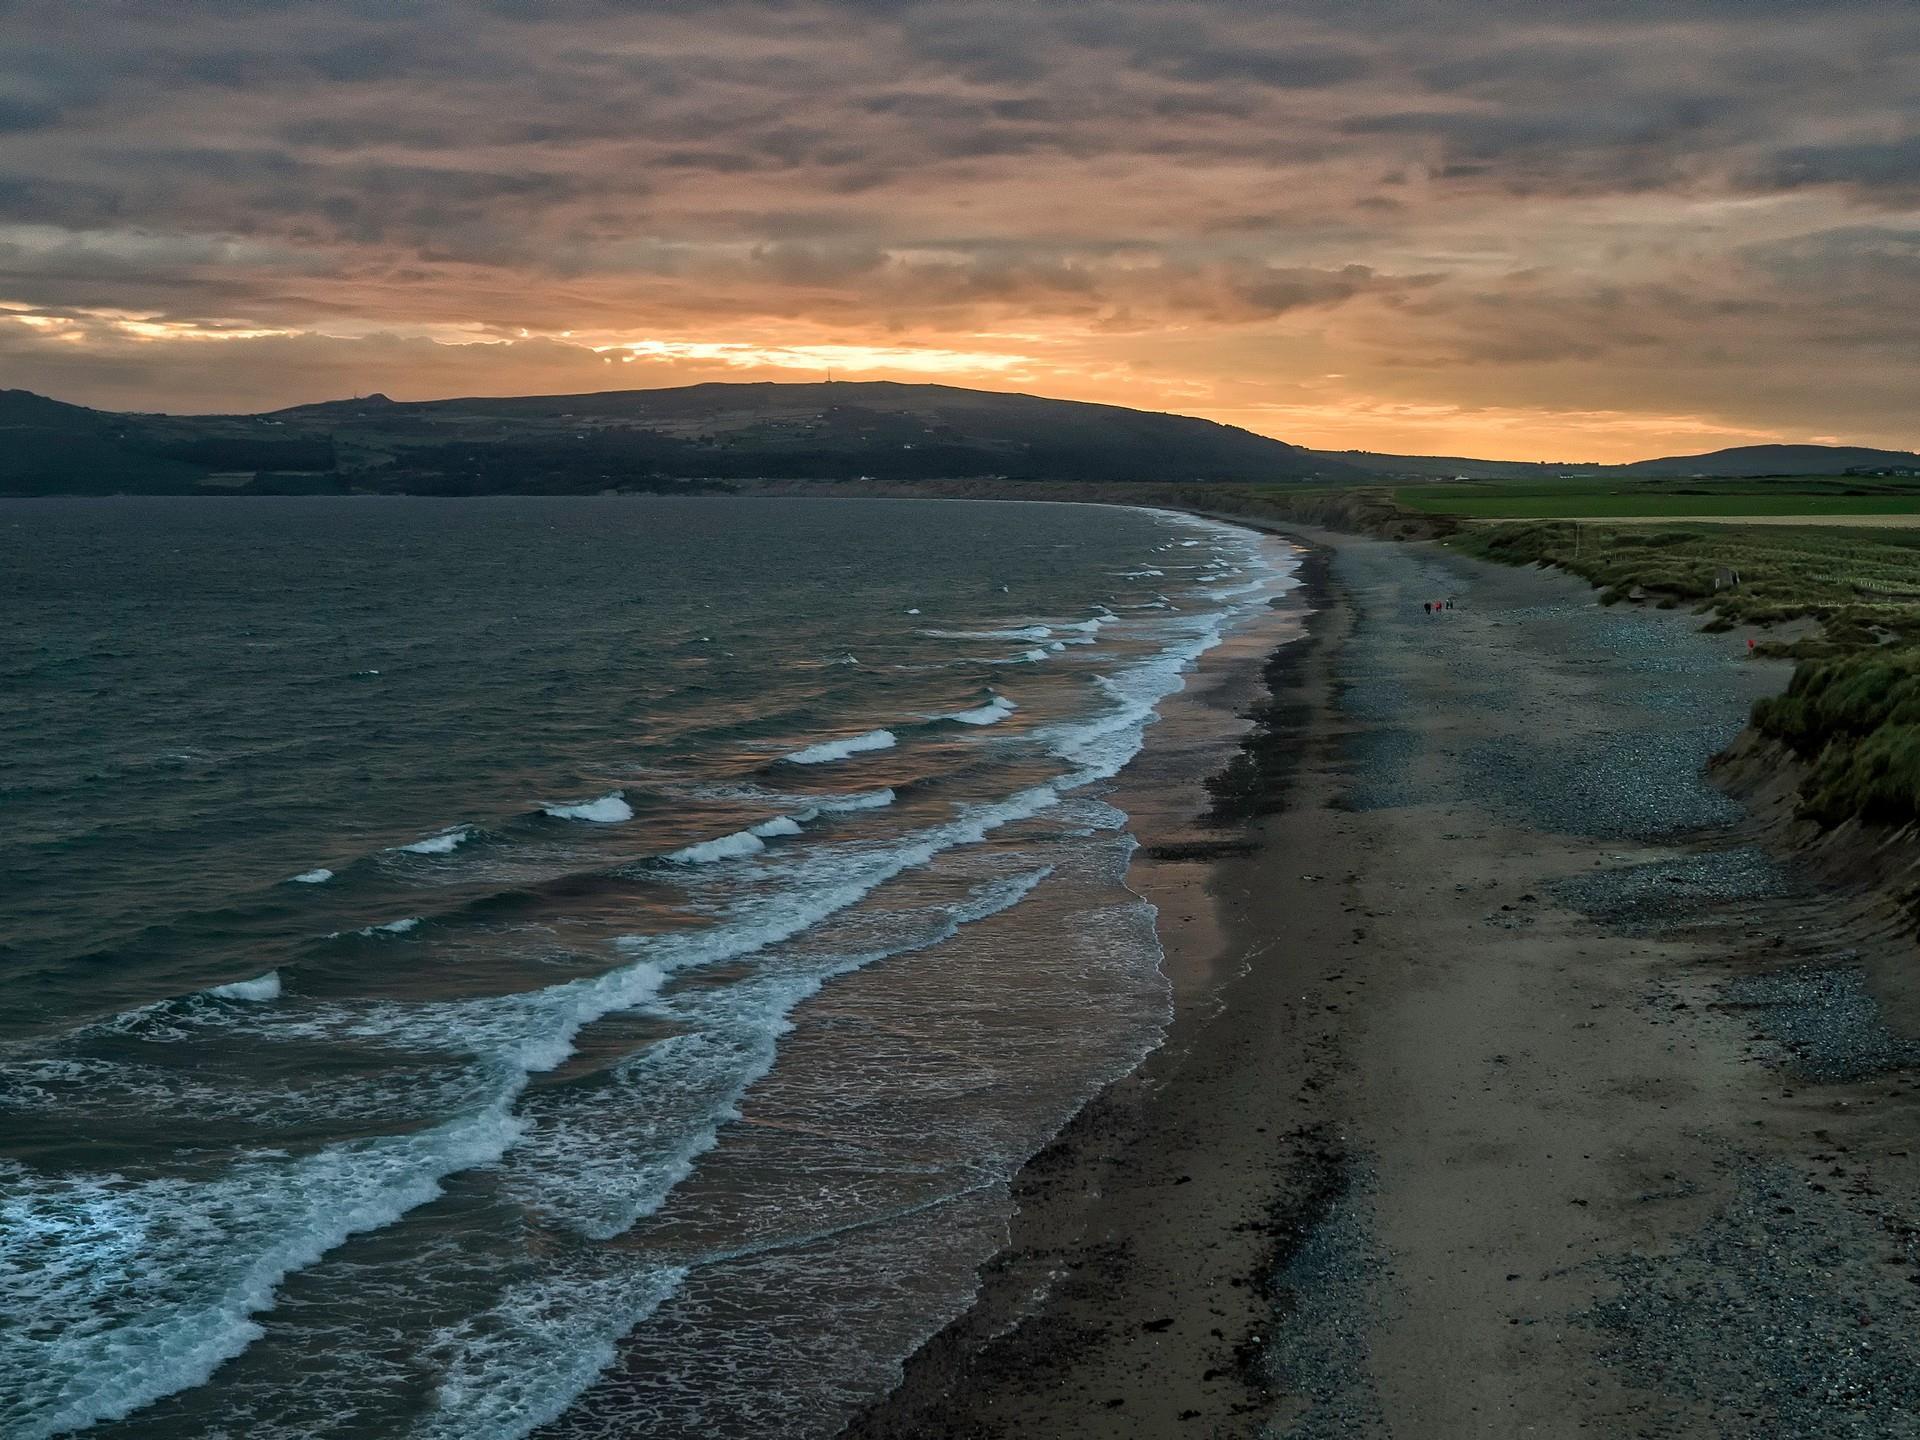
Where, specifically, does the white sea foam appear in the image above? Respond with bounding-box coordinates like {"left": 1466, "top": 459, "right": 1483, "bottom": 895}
{"left": 701, "top": 786, "right": 893, "bottom": 823}
{"left": 0, "top": 1106, "right": 532, "bottom": 1440}
{"left": 335, "top": 917, "right": 421, "bottom": 939}
{"left": 510, "top": 864, "right": 1053, "bottom": 1243}
{"left": 396, "top": 826, "right": 474, "bottom": 856}
{"left": 4, "top": 931, "right": 676, "bottom": 1435}
{"left": 205, "top": 971, "right": 282, "bottom": 1002}
{"left": 1021, "top": 648, "right": 1048, "bottom": 663}
{"left": 665, "top": 830, "right": 767, "bottom": 865}
{"left": 417, "top": 1261, "right": 689, "bottom": 1440}
{"left": 782, "top": 729, "right": 896, "bottom": 765}
{"left": 921, "top": 625, "right": 1052, "bottom": 641}
{"left": 905, "top": 607, "right": 921, "bottom": 615}
{"left": 544, "top": 793, "right": 633, "bottom": 823}
{"left": 1021, "top": 506, "right": 1294, "bottom": 789}
{"left": 289, "top": 869, "right": 334, "bottom": 885}
{"left": 937, "top": 695, "right": 1018, "bottom": 726}
{"left": 813, "top": 787, "right": 896, "bottom": 812}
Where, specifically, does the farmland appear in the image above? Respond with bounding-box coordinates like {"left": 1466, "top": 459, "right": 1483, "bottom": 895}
{"left": 1394, "top": 476, "right": 1920, "bottom": 521}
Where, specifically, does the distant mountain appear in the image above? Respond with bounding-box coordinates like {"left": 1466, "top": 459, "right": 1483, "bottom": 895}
{"left": 1613, "top": 444, "right": 1920, "bottom": 477}
{"left": 7, "top": 381, "right": 1911, "bottom": 495}
{"left": 0, "top": 381, "right": 1360, "bottom": 495}
{"left": 1323, "top": 441, "right": 1920, "bottom": 480}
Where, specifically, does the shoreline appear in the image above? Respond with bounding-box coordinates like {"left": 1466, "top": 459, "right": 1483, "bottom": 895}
{"left": 846, "top": 523, "right": 1920, "bottom": 1437}
{"left": 843, "top": 526, "right": 1340, "bottom": 1435}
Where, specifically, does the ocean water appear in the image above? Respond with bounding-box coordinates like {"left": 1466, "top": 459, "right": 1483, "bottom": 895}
{"left": 0, "top": 495, "right": 1298, "bottom": 1439}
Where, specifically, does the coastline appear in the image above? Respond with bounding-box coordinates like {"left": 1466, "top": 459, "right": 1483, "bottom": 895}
{"left": 842, "top": 524, "right": 1340, "bottom": 1436}
{"left": 846, "top": 523, "right": 1920, "bottom": 1437}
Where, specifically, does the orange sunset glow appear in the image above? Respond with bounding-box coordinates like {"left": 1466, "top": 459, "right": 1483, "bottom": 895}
{"left": 2, "top": 1, "right": 1917, "bottom": 461}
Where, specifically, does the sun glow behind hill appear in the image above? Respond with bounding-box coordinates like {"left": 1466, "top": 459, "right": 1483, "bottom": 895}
{"left": 0, "top": 298, "right": 1837, "bottom": 463}
{"left": 594, "top": 339, "right": 1030, "bottom": 376}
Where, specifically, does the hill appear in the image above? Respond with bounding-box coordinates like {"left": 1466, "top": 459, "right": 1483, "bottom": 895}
{"left": 0, "top": 381, "right": 1359, "bottom": 495}
{"left": 1325, "top": 441, "right": 1920, "bottom": 481}
{"left": 8, "top": 381, "right": 1910, "bottom": 495}
{"left": 1613, "top": 444, "right": 1920, "bottom": 478}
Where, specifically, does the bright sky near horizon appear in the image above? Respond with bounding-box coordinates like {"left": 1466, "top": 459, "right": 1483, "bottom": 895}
{"left": 1, "top": 0, "right": 1916, "bottom": 461}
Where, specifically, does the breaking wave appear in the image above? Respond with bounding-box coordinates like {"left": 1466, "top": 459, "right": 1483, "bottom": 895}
{"left": 782, "top": 730, "right": 896, "bottom": 765}
{"left": 395, "top": 827, "right": 475, "bottom": 856}
{"left": 204, "top": 971, "right": 282, "bottom": 1002}
{"left": 544, "top": 793, "right": 634, "bottom": 823}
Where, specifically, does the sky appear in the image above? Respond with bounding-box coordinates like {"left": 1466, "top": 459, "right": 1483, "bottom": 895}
{"left": 1, "top": 0, "right": 1916, "bottom": 461}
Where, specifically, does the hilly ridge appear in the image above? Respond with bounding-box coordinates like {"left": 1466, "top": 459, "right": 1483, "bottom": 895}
{"left": 0, "top": 381, "right": 1356, "bottom": 495}
{"left": 1315, "top": 441, "right": 1920, "bottom": 480}
{"left": 2, "top": 380, "right": 1913, "bottom": 495}
{"left": 1614, "top": 443, "right": 1920, "bottom": 478}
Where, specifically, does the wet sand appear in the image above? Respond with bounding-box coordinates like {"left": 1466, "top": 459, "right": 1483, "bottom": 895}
{"left": 844, "top": 526, "right": 1920, "bottom": 1438}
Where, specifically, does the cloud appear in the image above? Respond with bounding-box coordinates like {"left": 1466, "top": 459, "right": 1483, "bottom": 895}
{"left": 0, "top": 0, "right": 1913, "bottom": 457}
{"left": 1740, "top": 140, "right": 1920, "bottom": 205}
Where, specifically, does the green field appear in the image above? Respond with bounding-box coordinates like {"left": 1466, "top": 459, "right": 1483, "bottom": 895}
{"left": 1395, "top": 476, "right": 1920, "bottom": 520}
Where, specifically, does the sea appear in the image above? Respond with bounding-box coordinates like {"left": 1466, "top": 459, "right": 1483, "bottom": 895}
{"left": 0, "top": 495, "right": 1299, "bottom": 1439}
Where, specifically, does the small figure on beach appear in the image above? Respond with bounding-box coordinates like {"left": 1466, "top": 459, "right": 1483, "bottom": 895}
{"left": 1446, "top": 597, "right": 1456, "bottom": 610}
{"left": 1423, "top": 601, "right": 1432, "bottom": 615}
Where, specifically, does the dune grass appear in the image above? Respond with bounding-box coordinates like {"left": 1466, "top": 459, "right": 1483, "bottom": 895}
{"left": 1451, "top": 521, "right": 1920, "bottom": 829}
{"left": 1450, "top": 522, "right": 1920, "bottom": 644}
{"left": 1754, "top": 654, "right": 1920, "bottom": 826}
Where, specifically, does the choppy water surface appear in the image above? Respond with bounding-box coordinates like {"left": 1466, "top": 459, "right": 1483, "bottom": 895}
{"left": 0, "top": 495, "right": 1297, "bottom": 1439}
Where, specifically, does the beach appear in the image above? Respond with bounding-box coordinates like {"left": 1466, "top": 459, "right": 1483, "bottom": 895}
{"left": 847, "top": 524, "right": 1920, "bottom": 1438}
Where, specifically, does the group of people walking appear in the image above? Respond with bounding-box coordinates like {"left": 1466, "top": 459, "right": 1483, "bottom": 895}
{"left": 1422, "top": 597, "right": 1456, "bottom": 615}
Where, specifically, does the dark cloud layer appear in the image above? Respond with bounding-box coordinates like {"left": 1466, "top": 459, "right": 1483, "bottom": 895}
{"left": 0, "top": 0, "right": 1914, "bottom": 455}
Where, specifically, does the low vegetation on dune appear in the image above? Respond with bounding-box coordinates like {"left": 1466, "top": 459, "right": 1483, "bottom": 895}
{"left": 1752, "top": 653, "right": 1920, "bottom": 825}
{"left": 1449, "top": 522, "right": 1920, "bottom": 647}
{"left": 1449, "top": 520, "right": 1920, "bottom": 828}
